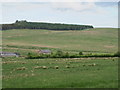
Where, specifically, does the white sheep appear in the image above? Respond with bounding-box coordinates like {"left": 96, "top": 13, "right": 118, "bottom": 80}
{"left": 42, "top": 66, "right": 47, "bottom": 69}
{"left": 54, "top": 66, "right": 59, "bottom": 69}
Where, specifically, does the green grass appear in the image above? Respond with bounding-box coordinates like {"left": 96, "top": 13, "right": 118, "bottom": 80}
{"left": 2, "top": 28, "right": 118, "bottom": 53}
{"left": 1, "top": 28, "right": 118, "bottom": 88}
{"left": 2, "top": 57, "right": 118, "bottom": 88}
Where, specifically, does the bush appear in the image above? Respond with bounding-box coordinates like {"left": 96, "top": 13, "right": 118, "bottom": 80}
{"left": 26, "top": 52, "right": 33, "bottom": 59}
{"left": 56, "top": 50, "right": 64, "bottom": 57}
{"left": 64, "top": 52, "right": 70, "bottom": 58}
{"left": 114, "top": 52, "right": 120, "bottom": 57}
{"left": 79, "top": 52, "right": 83, "bottom": 55}
{"left": 69, "top": 54, "right": 78, "bottom": 58}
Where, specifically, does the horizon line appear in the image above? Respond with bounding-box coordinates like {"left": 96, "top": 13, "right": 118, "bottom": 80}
{"left": 0, "top": 20, "right": 118, "bottom": 28}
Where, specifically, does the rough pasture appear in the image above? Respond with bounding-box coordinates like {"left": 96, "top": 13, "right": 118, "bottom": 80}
{"left": 2, "top": 57, "right": 118, "bottom": 88}
{"left": 2, "top": 28, "right": 118, "bottom": 53}
{"left": 1, "top": 28, "right": 118, "bottom": 88}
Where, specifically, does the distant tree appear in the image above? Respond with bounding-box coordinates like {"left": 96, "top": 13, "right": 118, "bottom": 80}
{"left": 15, "top": 20, "right": 19, "bottom": 23}
{"left": 79, "top": 52, "right": 83, "bottom": 55}
{"left": 114, "top": 51, "right": 120, "bottom": 57}
{"left": 64, "top": 52, "right": 69, "bottom": 58}
{"left": 56, "top": 50, "right": 64, "bottom": 57}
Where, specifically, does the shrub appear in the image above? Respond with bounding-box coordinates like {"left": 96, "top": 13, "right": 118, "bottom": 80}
{"left": 64, "top": 52, "right": 70, "bottom": 58}
{"left": 114, "top": 51, "right": 120, "bottom": 57}
{"left": 56, "top": 50, "right": 64, "bottom": 57}
{"left": 27, "top": 52, "right": 33, "bottom": 59}
{"left": 69, "top": 54, "right": 77, "bottom": 58}
{"left": 79, "top": 52, "right": 83, "bottom": 55}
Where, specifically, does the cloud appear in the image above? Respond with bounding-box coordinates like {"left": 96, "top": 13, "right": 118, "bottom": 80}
{"left": 50, "top": 1, "right": 110, "bottom": 13}
{"left": 50, "top": 0, "right": 99, "bottom": 12}
{"left": 51, "top": 2, "right": 96, "bottom": 12}
{"left": 50, "top": 0, "right": 118, "bottom": 13}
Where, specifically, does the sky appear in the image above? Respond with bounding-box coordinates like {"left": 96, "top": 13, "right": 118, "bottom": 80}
{"left": 0, "top": 0, "right": 119, "bottom": 28}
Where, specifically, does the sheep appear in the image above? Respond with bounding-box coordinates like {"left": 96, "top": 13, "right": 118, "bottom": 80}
{"left": 2, "top": 62, "right": 7, "bottom": 64}
{"left": 42, "top": 66, "right": 47, "bottom": 69}
{"left": 88, "top": 63, "right": 97, "bottom": 66}
{"left": 54, "top": 66, "right": 59, "bottom": 69}
{"left": 24, "top": 74, "right": 28, "bottom": 77}
{"left": 92, "top": 63, "right": 96, "bottom": 66}
{"left": 34, "top": 66, "right": 42, "bottom": 69}
{"left": 21, "top": 62, "right": 26, "bottom": 64}
{"left": 31, "top": 73, "right": 35, "bottom": 76}
{"left": 66, "top": 65, "right": 70, "bottom": 68}
{"left": 16, "top": 67, "right": 26, "bottom": 70}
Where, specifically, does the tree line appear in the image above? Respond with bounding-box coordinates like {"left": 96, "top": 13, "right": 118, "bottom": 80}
{"left": 1, "top": 20, "right": 94, "bottom": 30}
{"left": 26, "top": 50, "right": 120, "bottom": 59}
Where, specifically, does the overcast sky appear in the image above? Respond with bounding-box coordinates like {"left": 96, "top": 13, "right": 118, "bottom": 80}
{"left": 0, "top": 0, "right": 118, "bottom": 28}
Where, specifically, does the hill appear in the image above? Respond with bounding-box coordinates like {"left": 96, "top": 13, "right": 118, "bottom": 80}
{"left": 2, "top": 28, "right": 118, "bottom": 54}
{"left": 2, "top": 28, "right": 118, "bottom": 88}
{"left": 1, "top": 20, "right": 93, "bottom": 30}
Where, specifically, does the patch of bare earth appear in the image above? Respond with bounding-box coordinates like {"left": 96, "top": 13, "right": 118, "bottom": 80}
{"left": 5, "top": 43, "right": 58, "bottom": 48}
{"left": 32, "top": 44, "right": 58, "bottom": 48}
{"left": 104, "top": 45, "right": 115, "bottom": 48}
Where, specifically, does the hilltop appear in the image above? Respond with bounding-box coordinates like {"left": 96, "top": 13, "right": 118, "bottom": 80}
{"left": 1, "top": 20, "right": 93, "bottom": 30}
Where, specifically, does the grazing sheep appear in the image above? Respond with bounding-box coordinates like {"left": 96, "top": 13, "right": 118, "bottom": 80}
{"left": 2, "top": 62, "right": 7, "bottom": 64}
{"left": 21, "top": 62, "right": 26, "bottom": 64}
{"left": 54, "top": 66, "right": 59, "bottom": 69}
{"left": 88, "top": 63, "right": 96, "bottom": 66}
{"left": 92, "top": 63, "right": 96, "bottom": 66}
{"left": 34, "top": 66, "right": 42, "bottom": 69}
{"left": 42, "top": 66, "right": 47, "bottom": 69}
{"left": 16, "top": 67, "right": 26, "bottom": 70}
{"left": 31, "top": 73, "right": 35, "bottom": 76}
{"left": 66, "top": 65, "right": 70, "bottom": 68}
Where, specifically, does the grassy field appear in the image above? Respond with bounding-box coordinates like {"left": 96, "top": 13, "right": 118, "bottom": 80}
{"left": 2, "top": 57, "right": 118, "bottom": 88}
{"left": 1, "top": 28, "right": 118, "bottom": 88}
{"left": 2, "top": 28, "right": 118, "bottom": 53}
